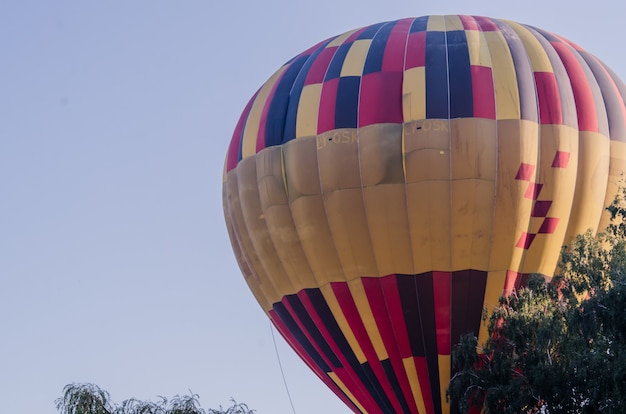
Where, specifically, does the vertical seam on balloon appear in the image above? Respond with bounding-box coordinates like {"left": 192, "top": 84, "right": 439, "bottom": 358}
{"left": 372, "top": 19, "right": 422, "bottom": 414}
{"left": 477, "top": 16, "right": 500, "bottom": 346}
{"left": 586, "top": 56, "right": 626, "bottom": 132}
{"left": 316, "top": 34, "right": 392, "bottom": 410}
{"left": 571, "top": 49, "right": 613, "bottom": 236}
{"left": 277, "top": 145, "right": 322, "bottom": 293}
{"left": 444, "top": 13, "right": 452, "bottom": 274}
{"left": 507, "top": 22, "right": 537, "bottom": 279}
{"left": 583, "top": 53, "right": 626, "bottom": 234}
{"left": 401, "top": 16, "right": 438, "bottom": 414}
{"left": 396, "top": 19, "right": 424, "bottom": 414}
{"left": 492, "top": 21, "right": 539, "bottom": 290}
{"left": 351, "top": 22, "right": 406, "bottom": 412}
{"left": 284, "top": 41, "right": 345, "bottom": 295}
{"left": 446, "top": 16, "right": 492, "bottom": 390}
{"left": 223, "top": 182, "right": 255, "bottom": 282}
{"left": 410, "top": 275, "right": 428, "bottom": 413}
{"left": 443, "top": 15, "right": 453, "bottom": 413}
{"left": 314, "top": 34, "right": 353, "bottom": 288}
{"left": 398, "top": 17, "right": 431, "bottom": 414}
{"left": 355, "top": 22, "right": 388, "bottom": 282}
{"left": 311, "top": 24, "right": 396, "bottom": 412}
{"left": 399, "top": 18, "right": 419, "bottom": 281}
{"left": 515, "top": 24, "right": 544, "bottom": 283}
{"left": 246, "top": 159, "right": 300, "bottom": 300}
{"left": 542, "top": 31, "right": 611, "bottom": 244}
{"left": 522, "top": 25, "right": 583, "bottom": 275}
{"left": 421, "top": 16, "right": 446, "bottom": 413}
{"left": 254, "top": 57, "right": 313, "bottom": 300}
{"left": 226, "top": 176, "right": 259, "bottom": 285}
{"left": 230, "top": 171, "right": 282, "bottom": 307}
{"left": 279, "top": 48, "right": 329, "bottom": 296}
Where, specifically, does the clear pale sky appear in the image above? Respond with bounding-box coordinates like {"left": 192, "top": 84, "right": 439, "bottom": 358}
{"left": 1, "top": 1, "right": 624, "bottom": 413}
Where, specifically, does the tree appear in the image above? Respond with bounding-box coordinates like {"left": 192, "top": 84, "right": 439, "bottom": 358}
{"left": 448, "top": 192, "right": 626, "bottom": 413}
{"left": 55, "top": 383, "right": 255, "bottom": 414}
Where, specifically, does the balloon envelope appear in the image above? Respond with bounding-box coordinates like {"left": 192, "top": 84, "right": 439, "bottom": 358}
{"left": 223, "top": 15, "right": 626, "bottom": 414}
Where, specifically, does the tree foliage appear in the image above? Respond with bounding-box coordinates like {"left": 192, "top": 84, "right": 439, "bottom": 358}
{"left": 448, "top": 191, "right": 626, "bottom": 413}
{"left": 55, "top": 383, "right": 254, "bottom": 414}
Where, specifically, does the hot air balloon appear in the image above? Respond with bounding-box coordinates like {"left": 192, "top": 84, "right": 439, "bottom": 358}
{"left": 222, "top": 15, "right": 626, "bottom": 414}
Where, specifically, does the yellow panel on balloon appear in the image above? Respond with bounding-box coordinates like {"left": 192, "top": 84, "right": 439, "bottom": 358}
{"left": 363, "top": 184, "right": 415, "bottom": 276}
{"left": 402, "top": 67, "right": 426, "bottom": 122}
{"left": 564, "top": 131, "right": 611, "bottom": 241}
{"left": 505, "top": 20, "right": 554, "bottom": 73}
{"left": 323, "top": 188, "right": 379, "bottom": 280}
{"left": 483, "top": 31, "right": 521, "bottom": 120}
{"left": 256, "top": 148, "right": 319, "bottom": 292}
{"left": 283, "top": 137, "right": 321, "bottom": 200}
{"left": 488, "top": 120, "right": 539, "bottom": 272}
{"left": 520, "top": 124, "right": 578, "bottom": 275}
{"left": 599, "top": 140, "right": 626, "bottom": 231}
{"left": 296, "top": 84, "right": 322, "bottom": 139}
{"left": 237, "top": 158, "right": 295, "bottom": 301}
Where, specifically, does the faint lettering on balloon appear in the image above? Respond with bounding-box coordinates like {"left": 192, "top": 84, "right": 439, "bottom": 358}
{"left": 316, "top": 130, "right": 358, "bottom": 149}
{"left": 416, "top": 120, "right": 449, "bottom": 132}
